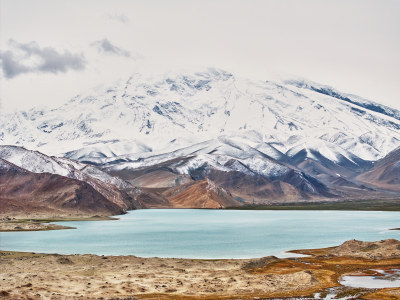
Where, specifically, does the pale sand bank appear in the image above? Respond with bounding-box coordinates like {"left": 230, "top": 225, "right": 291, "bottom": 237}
{"left": 1, "top": 239, "right": 400, "bottom": 299}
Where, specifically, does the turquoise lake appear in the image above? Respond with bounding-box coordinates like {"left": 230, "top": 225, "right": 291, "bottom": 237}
{"left": 1, "top": 209, "right": 399, "bottom": 258}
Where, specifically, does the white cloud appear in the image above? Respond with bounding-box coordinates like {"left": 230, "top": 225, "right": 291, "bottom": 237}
{"left": 0, "top": 0, "right": 399, "bottom": 111}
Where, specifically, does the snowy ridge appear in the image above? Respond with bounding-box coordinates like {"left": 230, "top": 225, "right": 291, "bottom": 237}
{"left": 286, "top": 139, "right": 361, "bottom": 165}
{"left": 285, "top": 79, "right": 400, "bottom": 121}
{"left": 1, "top": 68, "right": 400, "bottom": 164}
{"left": 100, "top": 137, "right": 292, "bottom": 179}
{"left": 0, "top": 145, "right": 128, "bottom": 189}
{"left": 0, "top": 145, "right": 74, "bottom": 177}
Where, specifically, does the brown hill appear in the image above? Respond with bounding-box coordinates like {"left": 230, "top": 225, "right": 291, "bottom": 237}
{"left": 162, "top": 179, "right": 242, "bottom": 208}
{"left": 78, "top": 173, "right": 136, "bottom": 211}
{"left": 124, "top": 186, "right": 172, "bottom": 208}
{"left": 357, "top": 146, "right": 400, "bottom": 191}
{"left": 0, "top": 145, "right": 140, "bottom": 213}
{"left": 206, "top": 170, "right": 304, "bottom": 203}
{"left": 128, "top": 169, "right": 193, "bottom": 188}
{"left": 0, "top": 159, "right": 124, "bottom": 218}
{"left": 206, "top": 169, "right": 335, "bottom": 203}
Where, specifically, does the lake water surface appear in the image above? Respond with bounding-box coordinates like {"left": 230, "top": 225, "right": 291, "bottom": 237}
{"left": 1, "top": 210, "right": 399, "bottom": 258}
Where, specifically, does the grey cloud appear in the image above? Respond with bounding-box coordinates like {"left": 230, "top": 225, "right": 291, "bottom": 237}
{"left": 0, "top": 40, "right": 86, "bottom": 79}
{"left": 108, "top": 14, "right": 129, "bottom": 23}
{"left": 0, "top": 50, "right": 30, "bottom": 78}
{"left": 91, "top": 39, "right": 131, "bottom": 58}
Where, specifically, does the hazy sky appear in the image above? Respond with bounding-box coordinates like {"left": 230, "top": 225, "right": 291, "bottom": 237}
{"left": 1, "top": 0, "right": 400, "bottom": 112}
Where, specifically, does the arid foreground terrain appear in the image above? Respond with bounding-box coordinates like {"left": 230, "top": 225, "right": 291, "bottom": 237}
{"left": 1, "top": 239, "right": 400, "bottom": 299}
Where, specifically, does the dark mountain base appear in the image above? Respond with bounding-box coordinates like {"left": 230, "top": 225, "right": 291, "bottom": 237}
{"left": 226, "top": 198, "right": 400, "bottom": 211}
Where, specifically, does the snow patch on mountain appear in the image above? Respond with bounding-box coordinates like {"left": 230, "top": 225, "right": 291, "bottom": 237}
{"left": 286, "top": 139, "right": 359, "bottom": 165}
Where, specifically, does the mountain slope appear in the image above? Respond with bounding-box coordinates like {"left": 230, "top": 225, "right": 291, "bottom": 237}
{"left": 0, "top": 159, "right": 124, "bottom": 217}
{"left": 357, "top": 147, "right": 400, "bottom": 191}
{"left": 206, "top": 170, "right": 318, "bottom": 203}
{"left": 285, "top": 79, "right": 400, "bottom": 122}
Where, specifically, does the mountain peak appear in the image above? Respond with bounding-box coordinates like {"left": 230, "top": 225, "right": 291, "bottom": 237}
{"left": 1, "top": 69, "right": 399, "bottom": 163}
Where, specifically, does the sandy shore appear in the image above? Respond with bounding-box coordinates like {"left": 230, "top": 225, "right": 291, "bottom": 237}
{"left": 1, "top": 239, "right": 400, "bottom": 299}
{"left": 0, "top": 221, "right": 74, "bottom": 232}
{"left": 0, "top": 216, "right": 118, "bottom": 232}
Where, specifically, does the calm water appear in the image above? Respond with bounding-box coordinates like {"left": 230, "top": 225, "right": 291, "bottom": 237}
{"left": 340, "top": 269, "right": 400, "bottom": 288}
{"left": 1, "top": 209, "right": 399, "bottom": 258}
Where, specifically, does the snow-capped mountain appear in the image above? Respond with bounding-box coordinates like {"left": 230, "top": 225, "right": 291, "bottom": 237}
{"left": 1, "top": 68, "right": 399, "bottom": 163}
{"left": 1, "top": 68, "right": 400, "bottom": 209}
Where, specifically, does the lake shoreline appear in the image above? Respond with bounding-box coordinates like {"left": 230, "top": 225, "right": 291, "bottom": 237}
{"left": 1, "top": 239, "right": 399, "bottom": 299}
{"left": 2, "top": 209, "right": 399, "bottom": 259}
{"left": 1, "top": 198, "right": 400, "bottom": 232}
{"left": 0, "top": 216, "right": 119, "bottom": 232}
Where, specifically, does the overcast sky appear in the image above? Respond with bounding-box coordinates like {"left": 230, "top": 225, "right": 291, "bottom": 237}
{"left": 1, "top": 0, "right": 399, "bottom": 112}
